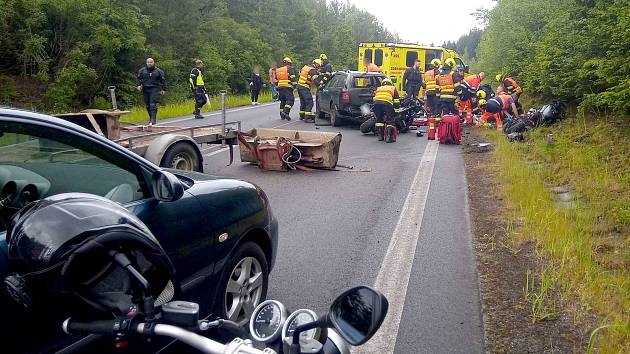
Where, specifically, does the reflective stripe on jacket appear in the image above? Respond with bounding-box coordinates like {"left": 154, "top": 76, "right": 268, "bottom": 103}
{"left": 374, "top": 85, "right": 396, "bottom": 105}
{"left": 298, "top": 65, "right": 318, "bottom": 88}
{"left": 436, "top": 72, "right": 456, "bottom": 99}
{"left": 424, "top": 68, "right": 438, "bottom": 93}
{"left": 276, "top": 66, "right": 295, "bottom": 88}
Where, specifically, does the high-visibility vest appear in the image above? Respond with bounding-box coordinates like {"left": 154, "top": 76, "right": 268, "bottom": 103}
{"left": 424, "top": 68, "right": 437, "bottom": 93}
{"left": 374, "top": 85, "right": 396, "bottom": 105}
{"left": 502, "top": 77, "right": 522, "bottom": 94}
{"left": 366, "top": 63, "right": 381, "bottom": 72}
{"left": 498, "top": 94, "right": 513, "bottom": 109}
{"left": 298, "top": 65, "right": 316, "bottom": 88}
{"left": 276, "top": 66, "right": 292, "bottom": 88}
{"left": 463, "top": 74, "right": 481, "bottom": 91}
{"left": 436, "top": 72, "right": 456, "bottom": 99}
{"left": 189, "top": 68, "right": 204, "bottom": 89}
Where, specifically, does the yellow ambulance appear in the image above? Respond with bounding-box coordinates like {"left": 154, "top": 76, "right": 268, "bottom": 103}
{"left": 357, "top": 42, "right": 469, "bottom": 95}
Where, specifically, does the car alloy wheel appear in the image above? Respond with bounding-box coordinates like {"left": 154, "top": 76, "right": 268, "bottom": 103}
{"left": 221, "top": 243, "right": 268, "bottom": 325}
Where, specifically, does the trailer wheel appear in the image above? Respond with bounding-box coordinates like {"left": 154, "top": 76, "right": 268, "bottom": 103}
{"left": 160, "top": 142, "right": 201, "bottom": 172}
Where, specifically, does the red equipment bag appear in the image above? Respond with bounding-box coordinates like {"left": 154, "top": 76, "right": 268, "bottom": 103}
{"left": 438, "top": 114, "right": 462, "bottom": 144}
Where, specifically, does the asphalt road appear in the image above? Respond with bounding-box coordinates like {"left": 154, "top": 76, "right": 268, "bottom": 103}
{"left": 160, "top": 100, "right": 484, "bottom": 353}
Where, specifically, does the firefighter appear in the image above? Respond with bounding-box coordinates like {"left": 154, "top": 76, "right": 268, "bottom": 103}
{"left": 136, "top": 57, "right": 167, "bottom": 125}
{"left": 319, "top": 54, "right": 333, "bottom": 88}
{"left": 435, "top": 58, "right": 461, "bottom": 116}
{"left": 402, "top": 58, "right": 423, "bottom": 98}
{"left": 496, "top": 74, "right": 522, "bottom": 107}
{"left": 373, "top": 78, "right": 400, "bottom": 141}
{"left": 476, "top": 91, "right": 519, "bottom": 130}
{"left": 189, "top": 59, "right": 207, "bottom": 119}
{"left": 276, "top": 57, "right": 297, "bottom": 120}
{"left": 297, "top": 59, "right": 322, "bottom": 122}
{"left": 459, "top": 71, "right": 486, "bottom": 123}
{"left": 364, "top": 57, "right": 381, "bottom": 72}
{"left": 423, "top": 58, "right": 441, "bottom": 117}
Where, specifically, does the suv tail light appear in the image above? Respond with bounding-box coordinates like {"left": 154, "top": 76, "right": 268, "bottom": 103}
{"left": 342, "top": 90, "right": 350, "bottom": 105}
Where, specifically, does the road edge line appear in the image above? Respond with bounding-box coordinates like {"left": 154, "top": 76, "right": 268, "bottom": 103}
{"left": 353, "top": 141, "right": 439, "bottom": 354}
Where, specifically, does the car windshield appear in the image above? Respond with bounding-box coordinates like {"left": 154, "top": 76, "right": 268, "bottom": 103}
{"left": 352, "top": 75, "right": 383, "bottom": 89}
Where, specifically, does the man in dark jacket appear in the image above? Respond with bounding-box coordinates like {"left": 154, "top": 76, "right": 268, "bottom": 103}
{"left": 189, "top": 59, "right": 207, "bottom": 119}
{"left": 250, "top": 67, "right": 263, "bottom": 105}
{"left": 137, "top": 57, "right": 167, "bottom": 125}
{"left": 402, "top": 58, "right": 423, "bottom": 98}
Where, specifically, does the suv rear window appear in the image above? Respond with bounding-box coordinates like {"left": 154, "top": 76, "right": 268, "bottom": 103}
{"left": 328, "top": 74, "right": 347, "bottom": 88}
{"left": 352, "top": 75, "right": 383, "bottom": 89}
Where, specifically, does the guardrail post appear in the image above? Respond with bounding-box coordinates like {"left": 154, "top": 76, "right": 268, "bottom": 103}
{"left": 108, "top": 86, "right": 118, "bottom": 110}
{"left": 220, "top": 90, "right": 227, "bottom": 146}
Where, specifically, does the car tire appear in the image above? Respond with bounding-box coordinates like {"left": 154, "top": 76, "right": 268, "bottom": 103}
{"left": 330, "top": 104, "right": 341, "bottom": 127}
{"left": 160, "top": 142, "right": 201, "bottom": 172}
{"left": 214, "top": 242, "right": 269, "bottom": 326}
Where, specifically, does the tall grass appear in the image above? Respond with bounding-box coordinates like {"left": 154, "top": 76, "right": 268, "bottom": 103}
{"left": 487, "top": 115, "right": 629, "bottom": 352}
{"left": 121, "top": 91, "right": 274, "bottom": 124}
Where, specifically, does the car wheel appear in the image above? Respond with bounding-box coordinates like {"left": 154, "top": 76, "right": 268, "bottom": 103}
{"left": 215, "top": 242, "right": 268, "bottom": 326}
{"left": 160, "top": 142, "right": 201, "bottom": 172}
{"left": 330, "top": 104, "right": 340, "bottom": 127}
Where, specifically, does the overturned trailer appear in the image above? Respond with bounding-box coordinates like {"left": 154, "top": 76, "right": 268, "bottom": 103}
{"left": 238, "top": 128, "right": 342, "bottom": 171}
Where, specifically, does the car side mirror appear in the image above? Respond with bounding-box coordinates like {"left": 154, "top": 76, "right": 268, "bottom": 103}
{"left": 327, "top": 286, "right": 388, "bottom": 346}
{"left": 391, "top": 77, "right": 397, "bottom": 84}
{"left": 152, "top": 170, "right": 184, "bottom": 202}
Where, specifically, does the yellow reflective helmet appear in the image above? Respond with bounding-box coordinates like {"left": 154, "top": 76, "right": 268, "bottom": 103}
{"left": 476, "top": 90, "right": 486, "bottom": 99}
{"left": 431, "top": 58, "right": 442, "bottom": 67}
{"left": 312, "top": 59, "right": 323, "bottom": 67}
{"left": 478, "top": 99, "right": 487, "bottom": 106}
{"left": 495, "top": 74, "right": 503, "bottom": 82}
{"left": 283, "top": 57, "right": 293, "bottom": 64}
{"left": 444, "top": 58, "right": 456, "bottom": 68}
{"left": 381, "top": 78, "right": 393, "bottom": 86}
{"left": 319, "top": 53, "right": 328, "bottom": 61}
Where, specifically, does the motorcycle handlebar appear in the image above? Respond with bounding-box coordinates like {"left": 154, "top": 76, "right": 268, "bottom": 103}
{"left": 62, "top": 318, "right": 273, "bottom": 354}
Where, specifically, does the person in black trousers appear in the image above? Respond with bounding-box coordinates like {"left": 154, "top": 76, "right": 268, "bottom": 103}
{"left": 136, "top": 57, "right": 167, "bottom": 125}
{"left": 250, "top": 67, "right": 263, "bottom": 105}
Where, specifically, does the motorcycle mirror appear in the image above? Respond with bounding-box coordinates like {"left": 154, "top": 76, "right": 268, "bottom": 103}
{"left": 327, "top": 286, "right": 388, "bottom": 346}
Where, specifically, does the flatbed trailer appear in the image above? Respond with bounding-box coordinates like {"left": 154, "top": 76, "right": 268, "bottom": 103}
{"left": 55, "top": 109, "right": 240, "bottom": 173}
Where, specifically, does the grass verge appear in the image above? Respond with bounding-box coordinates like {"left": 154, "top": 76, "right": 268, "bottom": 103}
{"left": 486, "top": 115, "right": 629, "bottom": 352}
{"left": 121, "top": 91, "right": 274, "bottom": 123}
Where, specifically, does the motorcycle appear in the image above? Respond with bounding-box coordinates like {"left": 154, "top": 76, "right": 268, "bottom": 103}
{"left": 359, "top": 95, "right": 424, "bottom": 135}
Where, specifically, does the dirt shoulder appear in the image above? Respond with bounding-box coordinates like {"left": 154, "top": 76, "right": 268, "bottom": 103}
{"left": 462, "top": 127, "right": 592, "bottom": 353}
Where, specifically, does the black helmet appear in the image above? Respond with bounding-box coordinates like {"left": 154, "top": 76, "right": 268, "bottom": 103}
{"left": 4, "top": 193, "right": 175, "bottom": 314}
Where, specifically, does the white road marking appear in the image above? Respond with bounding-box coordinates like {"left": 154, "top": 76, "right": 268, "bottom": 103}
{"left": 159, "top": 102, "right": 276, "bottom": 125}
{"left": 353, "top": 141, "right": 440, "bottom": 354}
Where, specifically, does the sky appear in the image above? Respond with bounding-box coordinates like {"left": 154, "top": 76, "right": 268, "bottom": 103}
{"left": 344, "top": 0, "right": 497, "bottom": 45}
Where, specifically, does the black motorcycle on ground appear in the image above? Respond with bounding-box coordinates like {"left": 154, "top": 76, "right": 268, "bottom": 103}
{"left": 359, "top": 95, "right": 424, "bottom": 135}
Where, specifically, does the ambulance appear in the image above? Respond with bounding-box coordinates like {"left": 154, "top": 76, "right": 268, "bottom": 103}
{"left": 357, "top": 42, "right": 469, "bottom": 95}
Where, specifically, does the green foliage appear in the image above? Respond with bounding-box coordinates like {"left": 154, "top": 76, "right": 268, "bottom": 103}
{"left": 2, "top": 0, "right": 395, "bottom": 112}
{"left": 0, "top": 75, "right": 18, "bottom": 104}
{"left": 475, "top": 0, "right": 630, "bottom": 115}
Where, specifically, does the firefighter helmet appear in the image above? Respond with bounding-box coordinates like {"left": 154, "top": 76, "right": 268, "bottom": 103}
{"left": 478, "top": 99, "right": 487, "bottom": 107}
{"left": 495, "top": 74, "right": 503, "bottom": 82}
{"left": 283, "top": 57, "right": 292, "bottom": 64}
{"left": 431, "top": 58, "right": 442, "bottom": 67}
{"left": 320, "top": 53, "right": 328, "bottom": 61}
{"left": 444, "top": 58, "right": 456, "bottom": 68}
{"left": 477, "top": 90, "right": 486, "bottom": 99}
{"left": 381, "top": 78, "right": 393, "bottom": 86}
{"left": 313, "top": 59, "right": 323, "bottom": 67}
